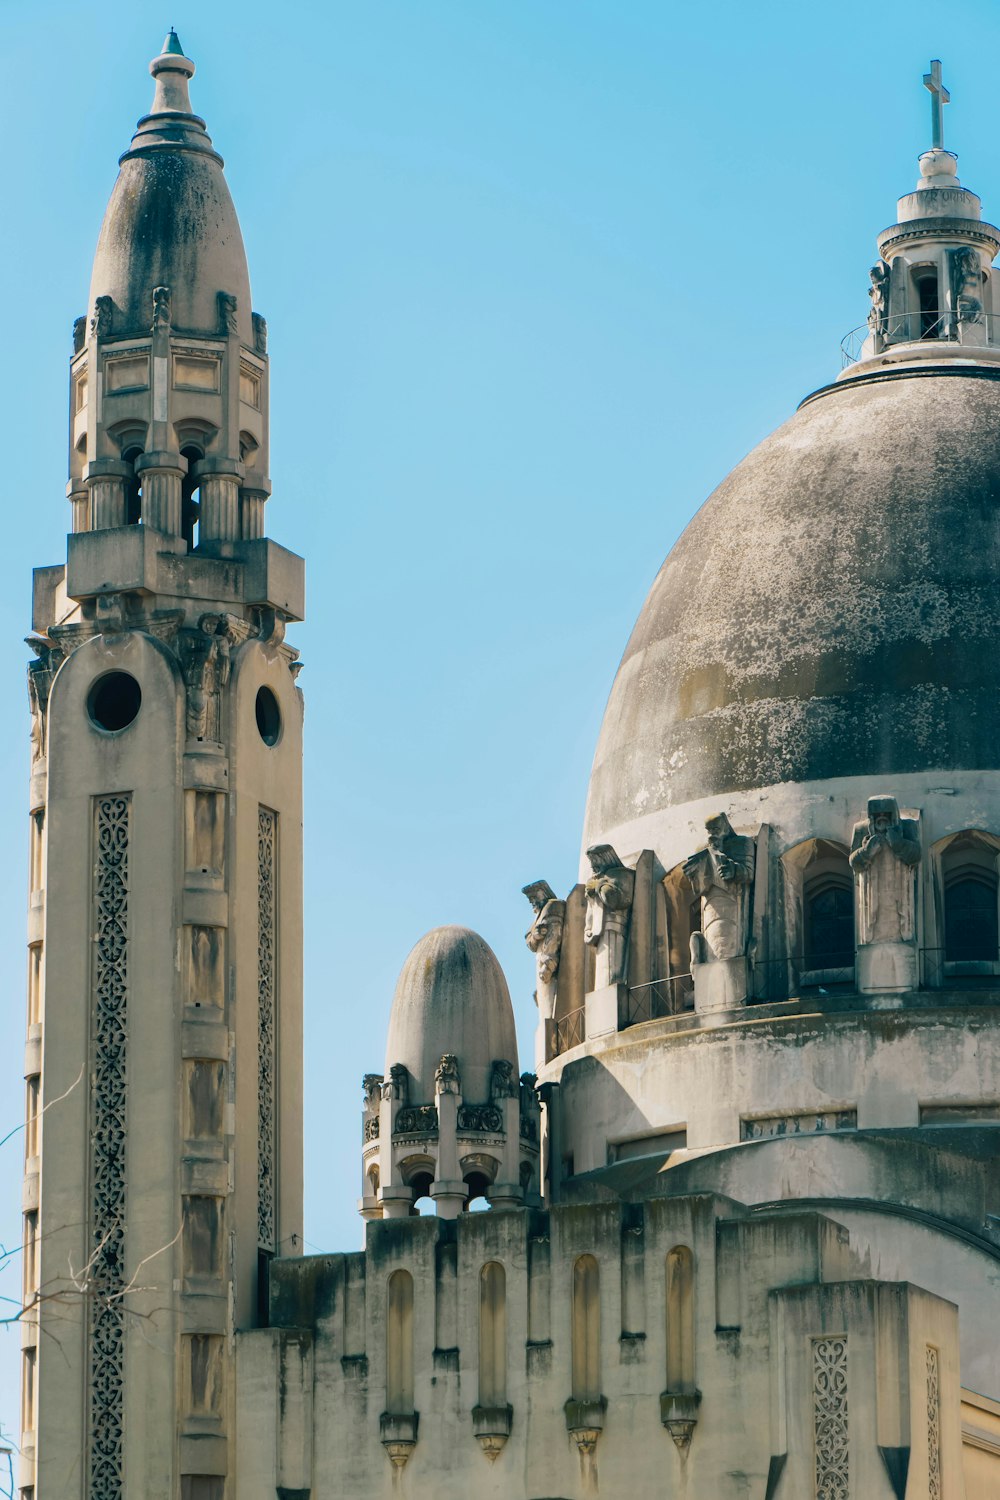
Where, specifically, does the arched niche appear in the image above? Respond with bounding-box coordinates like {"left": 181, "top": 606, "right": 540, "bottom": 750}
{"left": 780, "top": 838, "right": 855, "bottom": 992}
{"left": 927, "top": 829, "right": 1000, "bottom": 984}
{"left": 386, "top": 1269, "right": 414, "bottom": 1414}
{"left": 659, "top": 862, "right": 699, "bottom": 1011}
{"left": 571, "top": 1254, "right": 600, "bottom": 1403}
{"left": 478, "top": 1262, "right": 507, "bottom": 1408}
{"left": 665, "top": 1245, "right": 695, "bottom": 1393}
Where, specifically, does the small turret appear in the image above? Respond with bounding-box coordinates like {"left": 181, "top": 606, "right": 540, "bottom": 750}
{"left": 841, "top": 59, "right": 1000, "bottom": 376}
{"left": 361, "top": 927, "right": 540, "bottom": 1220}
{"left": 70, "top": 32, "right": 270, "bottom": 548}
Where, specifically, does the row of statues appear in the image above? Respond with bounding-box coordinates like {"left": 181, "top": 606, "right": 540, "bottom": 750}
{"left": 524, "top": 798, "right": 924, "bottom": 1017}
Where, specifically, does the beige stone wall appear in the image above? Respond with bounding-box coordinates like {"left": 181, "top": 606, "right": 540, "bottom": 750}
{"left": 235, "top": 1198, "right": 966, "bottom": 1499}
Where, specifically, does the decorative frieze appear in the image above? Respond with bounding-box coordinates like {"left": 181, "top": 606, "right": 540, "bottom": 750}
{"left": 813, "top": 1335, "right": 849, "bottom": 1500}
{"left": 927, "top": 1345, "right": 941, "bottom": 1500}
{"left": 90, "top": 794, "right": 131, "bottom": 1500}
{"left": 257, "top": 806, "right": 276, "bottom": 1253}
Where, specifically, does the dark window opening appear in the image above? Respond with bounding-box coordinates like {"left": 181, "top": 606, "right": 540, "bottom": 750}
{"left": 945, "top": 875, "right": 999, "bottom": 962}
{"left": 88, "top": 672, "right": 142, "bottom": 733}
{"left": 255, "top": 686, "right": 281, "bottom": 746}
{"left": 804, "top": 881, "right": 855, "bottom": 969}
{"left": 181, "top": 445, "right": 203, "bottom": 550}
{"left": 122, "top": 445, "right": 142, "bottom": 525}
{"left": 918, "top": 275, "right": 939, "bottom": 338}
{"left": 256, "top": 1248, "right": 272, "bottom": 1327}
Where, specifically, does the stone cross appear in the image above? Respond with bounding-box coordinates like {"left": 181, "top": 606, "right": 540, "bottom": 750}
{"left": 923, "top": 59, "right": 950, "bottom": 150}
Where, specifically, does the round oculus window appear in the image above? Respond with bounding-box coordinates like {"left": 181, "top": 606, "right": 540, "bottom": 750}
{"left": 255, "top": 685, "right": 281, "bottom": 746}
{"left": 88, "top": 671, "right": 142, "bottom": 732}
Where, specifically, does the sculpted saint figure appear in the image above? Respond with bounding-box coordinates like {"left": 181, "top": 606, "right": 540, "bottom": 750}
{"left": 435, "top": 1054, "right": 461, "bottom": 1096}
{"left": 522, "top": 880, "right": 566, "bottom": 1020}
{"left": 868, "top": 260, "right": 891, "bottom": 336}
{"left": 849, "top": 796, "right": 921, "bottom": 946}
{"left": 584, "top": 844, "right": 635, "bottom": 988}
{"left": 951, "top": 247, "right": 984, "bottom": 327}
{"left": 683, "top": 813, "right": 755, "bottom": 966}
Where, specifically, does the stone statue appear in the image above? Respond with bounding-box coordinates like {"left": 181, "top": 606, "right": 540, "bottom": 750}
{"left": 868, "top": 261, "right": 891, "bottom": 337}
{"left": 218, "top": 291, "right": 239, "bottom": 335}
{"left": 490, "top": 1059, "right": 517, "bottom": 1101}
{"left": 522, "top": 879, "right": 566, "bottom": 1020}
{"left": 383, "top": 1064, "right": 409, "bottom": 1103}
{"left": 252, "top": 311, "right": 268, "bottom": 354}
{"left": 849, "top": 796, "right": 921, "bottom": 947}
{"left": 584, "top": 844, "right": 634, "bottom": 988}
{"left": 91, "top": 295, "right": 113, "bottom": 340}
{"left": 435, "top": 1054, "right": 461, "bottom": 1095}
{"left": 151, "top": 285, "right": 171, "bottom": 333}
{"left": 951, "top": 247, "right": 983, "bottom": 326}
{"left": 72, "top": 316, "right": 86, "bottom": 354}
{"left": 683, "top": 813, "right": 755, "bottom": 966}
{"left": 362, "top": 1074, "right": 383, "bottom": 1141}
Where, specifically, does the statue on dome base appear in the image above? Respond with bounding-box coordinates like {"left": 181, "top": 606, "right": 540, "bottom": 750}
{"left": 584, "top": 845, "right": 635, "bottom": 989}
{"left": 683, "top": 813, "right": 755, "bottom": 1012}
{"left": 523, "top": 880, "right": 566, "bottom": 1021}
{"left": 850, "top": 795, "right": 921, "bottom": 992}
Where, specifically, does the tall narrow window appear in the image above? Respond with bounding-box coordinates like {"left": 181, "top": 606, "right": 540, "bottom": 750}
{"left": 804, "top": 880, "right": 854, "bottom": 970}
{"left": 478, "top": 1262, "right": 507, "bottom": 1409}
{"left": 386, "top": 1269, "right": 415, "bottom": 1414}
{"left": 945, "top": 874, "right": 999, "bottom": 960}
{"left": 571, "top": 1255, "right": 600, "bottom": 1403}
{"left": 665, "top": 1245, "right": 695, "bottom": 1392}
{"left": 918, "top": 274, "right": 939, "bottom": 337}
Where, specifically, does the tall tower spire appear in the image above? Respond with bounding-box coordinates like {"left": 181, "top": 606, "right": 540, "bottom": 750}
{"left": 22, "top": 34, "right": 304, "bottom": 1500}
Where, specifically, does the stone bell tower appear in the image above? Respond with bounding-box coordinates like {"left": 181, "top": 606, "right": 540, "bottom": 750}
{"left": 19, "top": 32, "right": 304, "bottom": 1500}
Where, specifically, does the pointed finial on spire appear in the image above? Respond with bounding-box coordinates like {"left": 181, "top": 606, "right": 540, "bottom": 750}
{"left": 162, "top": 28, "right": 186, "bottom": 57}
{"left": 923, "top": 59, "right": 950, "bottom": 151}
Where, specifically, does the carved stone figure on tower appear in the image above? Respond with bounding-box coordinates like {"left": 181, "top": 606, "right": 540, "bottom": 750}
{"left": 951, "top": 246, "right": 984, "bottom": 328}
{"left": 523, "top": 879, "right": 566, "bottom": 1020}
{"left": 684, "top": 813, "right": 755, "bottom": 965}
{"left": 435, "top": 1054, "right": 461, "bottom": 1095}
{"left": 683, "top": 814, "right": 755, "bottom": 1011}
{"left": 584, "top": 844, "right": 634, "bottom": 988}
{"left": 849, "top": 797, "right": 921, "bottom": 993}
{"left": 151, "top": 284, "right": 171, "bottom": 333}
{"left": 868, "top": 261, "right": 890, "bottom": 337}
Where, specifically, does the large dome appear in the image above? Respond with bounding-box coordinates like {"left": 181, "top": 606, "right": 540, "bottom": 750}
{"left": 384, "top": 925, "right": 518, "bottom": 1105}
{"left": 584, "top": 365, "right": 1000, "bottom": 848}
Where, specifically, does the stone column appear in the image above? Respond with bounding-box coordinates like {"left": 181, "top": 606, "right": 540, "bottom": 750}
{"left": 136, "top": 450, "right": 186, "bottom": 535}
{"left": 67, "top": 480, "right": 90, "bottom": 533}
{"left": 85, "top": 458, "right": 132, "bottom": 530}
{"left": 240, "top": 474, "right": 271, "bottom": 539}
{"left": 196, "top": 459, "right": 244, "bottom": 548}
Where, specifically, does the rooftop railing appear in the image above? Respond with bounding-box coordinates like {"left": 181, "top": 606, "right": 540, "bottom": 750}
{"left": 840, "top": 309, "right": 999, "bottom": 367}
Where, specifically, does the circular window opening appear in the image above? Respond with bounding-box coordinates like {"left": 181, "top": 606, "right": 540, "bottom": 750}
{"left": 88, "top": 672, "right": 142, "bottom": 733}
{"left": 255, "top": 686, "right": 281, "bottom": 746}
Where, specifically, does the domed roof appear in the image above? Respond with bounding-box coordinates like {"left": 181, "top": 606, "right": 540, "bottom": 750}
{"left": 88, "top": 33, "right": 253, "bottom": 343}
{"left": 384, "top": 926, "right": 518, "bottom": 1105}
{"left": 584, "top": 367, "right": 1000, "bottom": 848}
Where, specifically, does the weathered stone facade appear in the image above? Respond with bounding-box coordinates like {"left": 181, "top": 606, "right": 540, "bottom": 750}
{"left": 17, "top": 41, "right": 1000, "bottom": 1500}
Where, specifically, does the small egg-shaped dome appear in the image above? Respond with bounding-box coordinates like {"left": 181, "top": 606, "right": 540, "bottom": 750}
{"left": 88, "top": 33, "right": 253, "bottom": 343}
{"left": 384, "top": 926, "right": 518, "bottom": 1105}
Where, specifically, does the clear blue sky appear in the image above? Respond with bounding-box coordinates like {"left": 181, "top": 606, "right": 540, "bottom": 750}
{"left": 1, "top": 0, "right": 994, "bottom": 1449}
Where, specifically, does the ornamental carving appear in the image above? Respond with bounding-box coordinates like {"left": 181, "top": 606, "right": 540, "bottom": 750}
{"left": 584, "top": 843, "right": 635, "bottom": 987}
{"left": 90, "top": 794, "right": 130, "bottom": 1500}
{"left": 178, "top": 616, "right": 234, "bottom": 742}
{"left": 91, "top": 295, "right": 113, "bottom": 340}
{"left": 257, "top": 807, "right": 277, "bottom": 1252}
{"left": 683, "top": 813, "right": 755, "bottom": 965}
{"left": 813, "top": 1335, "right": 849, "bottom": 1500}
{"left": 523, "top": 879, "right": 565, "bottom": 1020}
{"left": 927, "top": 1345, "right": 941, "bottom": 1500}
{"left": 26, "top": 640, "right": 63, "bottom": 764}
{"left": 364, "top": 1117, "right": 380, "bottom": 1142}
{"left": 218, "top": 291, "right": 239, "bottom": 335}
{"left": 457, "top": 1103, "right": 503, "bottom": 1133}
{"left": 490, "top": 1059, "right": 516, "bottom": 1101}
{"left": 867, "top": 260, "right": 890, "bottom": 337}
{"left": 252, "top": 311, "right": 268, "bottom": 354}
{"left": 151, "top": 285, "right": 171, "bottom": 334}
{"left": 849, "top": 796, "right": 920, "bottom": 946}
{"left": 394, "top": 1105, "right": 438, "bottom": 1135}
